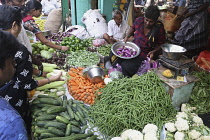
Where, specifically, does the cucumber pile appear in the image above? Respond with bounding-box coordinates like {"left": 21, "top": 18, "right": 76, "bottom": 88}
{"left": 31, "top": 94, "right": 99, "bottom": 140}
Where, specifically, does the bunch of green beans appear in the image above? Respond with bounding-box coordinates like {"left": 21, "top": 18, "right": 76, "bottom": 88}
{"left": 189, "top": 71, "right": 210, "bottom": 114}
{"left": 88, "top": 71, "right": 176, "bottom": 137}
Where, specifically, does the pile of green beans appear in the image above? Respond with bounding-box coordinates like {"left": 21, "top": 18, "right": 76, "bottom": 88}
{"left": 189, "top": 71, "right": 210, "bottom": 114}
{"left": 97, "top": 44, "right": 112, "bottom": 57}
{"left": 88, "top": 72, "right": 176, "bottom": 137}
{"left": 65, "top": 50, "right": 99, "bottom": 67}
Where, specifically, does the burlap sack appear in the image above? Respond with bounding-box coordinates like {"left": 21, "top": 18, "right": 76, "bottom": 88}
{"left": 44, "top": 8, "right": 62, "bottom": 33}
{"left": 164, "top": 11, "right": 183, "bottom": 32}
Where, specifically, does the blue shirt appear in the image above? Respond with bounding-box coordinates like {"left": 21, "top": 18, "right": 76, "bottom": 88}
{"left": 0, "top": 98, "right": 28, "bottom": 140}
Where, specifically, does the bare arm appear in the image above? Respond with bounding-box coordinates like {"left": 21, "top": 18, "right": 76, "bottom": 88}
{"left": 35, "top": 32, "right": 69, "bottom": 51}
{"left": 37, "top": 72, "right": 63, "bottom": 87}
{"left": 124, "top": 27, "right": 135, "bottom": 42}
{"left": 147, "top": 44, "right": 162, "bottom": 60}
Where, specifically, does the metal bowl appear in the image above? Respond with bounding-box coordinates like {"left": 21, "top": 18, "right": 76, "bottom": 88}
{"left": 111, "top": 41, "right": 140, "bottom": 59}
{"left": 161, "top": 44, "right": 186, "bottom": 60}
{"left": 85, "top": 67, "right": 104, "bottom": 84}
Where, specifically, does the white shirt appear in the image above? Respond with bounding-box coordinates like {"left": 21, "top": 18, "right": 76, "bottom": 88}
{"left": 107, "top": 19, "right": 130, "bottom": 41}
{"left": 41, "top": 0, "right": 59, "bottom": 15}
{"left": 17, "top": 24, "right": 32, "bottom": 53}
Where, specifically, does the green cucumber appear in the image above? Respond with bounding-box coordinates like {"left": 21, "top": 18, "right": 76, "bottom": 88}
{"left": 47, "top": 106, "right": 66, "bottom": 114}
{"left": 35, "top": 115, "right": 56, "bottom": 121}
{"left": 71, "top": 125, "right": 81, "bottom": 133}
{"left": 56, "top": 116, "right": 70, "bottom": 124}
{"left": 65, "top": 124, "right": 71, "bottom": 136}
{"left": 60, "top": 112, "right": 71, "bottom": 120}
{"left": 75, "top": 111, "right": 86, "bottom": 125}
{"left": 44, "top": 121, "right": 67, "bottom": 130}
{"left": 70, "top": 120, "right": 80, "bottom": 127}
{"left": 67, "top": 98, "right": 73, "bottom": 106}
{"left": 66, "top": 105, "right": 74, "bottom": 119}
{"left": 35, "top": 103, "right": 55, "bottom": 108}
{"left": 48, "top": 127, "right": 65, "bottom": 136}
{"left": 39, "top": 98, "right": 61, "bottom": 105}
{"left": 35, "top": 127, "right": 50, "bottom": 134}
{"left": 38, "top": 94, "right": 55, "bottom": 98}
{"left": 41, "top": 133, "right": 94, "bottom": 140}
{"left": 39, "top": 133, "right": 56, "bottom": 139}
{"left": 36, "top": 121, "right": 49, "bottom": 127}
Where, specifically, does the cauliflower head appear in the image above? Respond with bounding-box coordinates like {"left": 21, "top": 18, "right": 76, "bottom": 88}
{"left": 121, "top": 129, "right": 143, "bottom": 140}
{"left": 188, "top": 130, "right": 201, "bottom": 139}
{"left": 192, "top": 116, "right": 203, "bottom": 126}
{"left": 142, "top": 124, "right": 158, "bottom": 134}
{"left": 175, "top": 117, "right": 189, "bottom": 131}
{"left": 199, "top": 136, "right": 210, "bottom": 140}
{"left": 165, "top": 122, "right": 176, "bottom": 132}
{"left": 176, "top": 112, "right": 188, "bottom": 119}
{"left": 144, "top": 131, "right": 158, "bottom": 140}
{"left": 181, "top": 103, "right": 196, "bottom": 112}
{"left": 174, "top": 131, "right": 185, "bottom": 140}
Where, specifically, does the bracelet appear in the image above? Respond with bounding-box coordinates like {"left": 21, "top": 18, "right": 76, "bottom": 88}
{"left": 37, "top": 70, "right": 43, "bottom": 77}
{"left": 60, "top": 46, "right": 62, "bottom": 50}
{"left": 46, "top": 77, "right": 51, "bottom": 84}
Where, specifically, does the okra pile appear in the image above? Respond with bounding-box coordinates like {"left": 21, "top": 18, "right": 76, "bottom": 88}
{"left": 189, "top": 71, "right": 210, "bottom": 114}
{"left": 89, "top": 71, "right": 177, "bottom": 137}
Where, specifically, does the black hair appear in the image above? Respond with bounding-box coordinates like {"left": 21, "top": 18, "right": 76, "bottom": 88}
{"left": 0, "top": 30, "right": 19, "bottom": 69}
{"left": 0, "top": 0, "right": 6, "bottom": 4}
{"left": 0, "top": 5, "right": 22, "bottom": 30}
{"left": 145, "top": 5, "right": 160, "bottom": 21}
{"left": 22, "top": 0, "right": 42, "bottom": 18}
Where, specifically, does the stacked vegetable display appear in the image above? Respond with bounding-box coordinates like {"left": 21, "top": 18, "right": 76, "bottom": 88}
{"left": 164, "top": 104, "right": 210, "bottom": 139}
{"left": 89, "top": 72, "right": 177, "bottom": 138}
{"left": 189, "top": 71, "right": 210, "bottom": 114}
{"left": 65, "top": 50, "right": 100, "bottom": 68}
{"left": 31, "top": 92, "right": 99, "bottom": 140}
{"left": 67, "top": 67, "right": 105, "bottom": 105}
{"left": 59, "top": 36, "right": 93, "bottom": 53}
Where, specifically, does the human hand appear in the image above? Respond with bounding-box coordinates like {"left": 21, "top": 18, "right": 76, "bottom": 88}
{"left": 124, "top": 36, "right": 129, "bottom": 43}
{"left": 147, "top": 51, "right": 155, "bottom": 60}
{"left": 60, "top": 46, "right": 69, "bottom": 51}
{"left": 42, "top": 71, "right": 48, "bottom": 77}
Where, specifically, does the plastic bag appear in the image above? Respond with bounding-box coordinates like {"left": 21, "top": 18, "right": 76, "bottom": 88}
{"left": 92, "top": 39, "right": 105, "bottom": 47}
{"left": 65, "top": 25, "right": 90, "bottom": 40}
{"left": 136, "top": 57, "right": 159, "bottom": 76}
{"left": 108, "top": 63, "right": 123, "bottom": 79}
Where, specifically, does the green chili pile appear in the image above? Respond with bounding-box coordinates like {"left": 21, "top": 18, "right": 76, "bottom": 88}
{"left": 89, "top": 72, "right": 176, "bottom": 137}
{"left": 189, "top": 71, "right": 210, "bottom": 114}
{"left": 97, "top": 44, "right": 112, "bottom": 57}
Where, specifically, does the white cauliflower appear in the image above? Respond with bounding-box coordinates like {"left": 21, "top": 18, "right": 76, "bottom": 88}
{"left": 175, "top": 117, "right": 189, "bottom": 131}
{"left": 200, "top": 136, "right": 210, "bottom": 140}
{"left": 192, "top": 116, "right": 203, "bottom": 126}
{"left": 188, "top": 130, "right": 201, "bottom": 139}
{"left": 176, "top": 112, "right": 188, "bottom": 119}
{"left": 174, "top": 131, "right": 185, "bottom": 140}
{"left": 165, "top": 122, "right": 176, "bottom": 132}
{"left": 142, "top": 124, "right": 158, "bottom": 134}
{"left": 181, "top": 103, "right": 196, "bottom": 112}
{"left": 144, "top": 131, "right": 158, "bottom": 140}
{"left": 121, "top": 129, "right": 143, "bottom": 140}
{"left": 111, "top": 137, "right": 123, "bottom": 140}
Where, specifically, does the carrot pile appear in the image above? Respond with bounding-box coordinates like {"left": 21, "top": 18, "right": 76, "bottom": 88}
{"left": 67, "top": 67, "right": 105, "bottom": 105}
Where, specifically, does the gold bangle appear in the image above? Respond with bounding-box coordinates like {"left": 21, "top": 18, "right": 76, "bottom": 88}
{"left": 46, "top": 77, "right": 51, "bottom": 84}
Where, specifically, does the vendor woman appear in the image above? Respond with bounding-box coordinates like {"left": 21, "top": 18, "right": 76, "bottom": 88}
{"left": 22, "top": 0, "right": 69, "bottom": 51}
{"left": 110, "top": 5, "right": 166, "bottom": 77}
